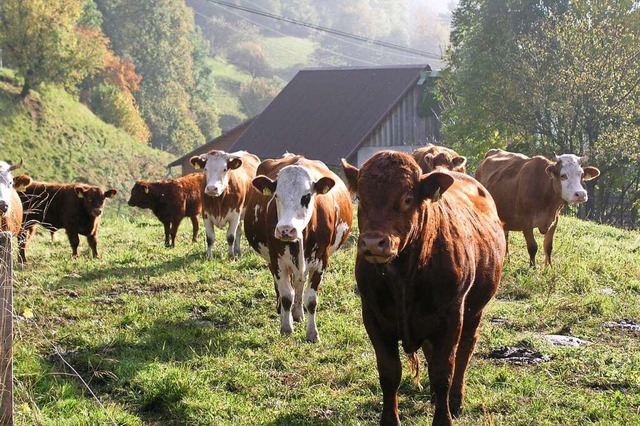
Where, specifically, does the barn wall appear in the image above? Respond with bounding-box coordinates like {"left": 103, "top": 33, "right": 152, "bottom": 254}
{"left": 357, "top": 85, "right": 442, "bottom": 166}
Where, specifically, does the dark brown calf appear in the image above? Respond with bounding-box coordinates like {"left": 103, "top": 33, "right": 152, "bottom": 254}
{"left": 128, "top": 173, "right": 204, "bottom": 247}
{"left": 18, "top": 181, "right": 117, "bottom": 262}
{"left": 342, "top": 151, "right": 505, "bottom": 425}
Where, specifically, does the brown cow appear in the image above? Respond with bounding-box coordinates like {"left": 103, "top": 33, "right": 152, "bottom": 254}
{"left": 342, "top": 151, "right": 505, "bottom": 425}
{"left": 18, "top": 181, "right": 117, "bottom": 262}
{"left": 411, "top": 144, "right": 467, "bottom": 174}
{"left": 245, "top": 155, "right": 353, "bottom": 342}
{"left": 190, "top": 150, "right": 260, "bottom": 259}
{"left": 128, "top": 173, "right": 204, "bottom": 247}
{"left": 475, "top": 149, "right": 600, "bottom": 267}
{"left": 0, "top": 160, "right": 32, "bottom": 236}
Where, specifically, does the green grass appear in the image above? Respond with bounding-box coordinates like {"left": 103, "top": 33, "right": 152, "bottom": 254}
{"left": 209, "top": 56, "right": 251, "bottom": 123}
{"left": 0, "top": 77, "right": 172, "bottom": 205}
{"left": 10, "top": 212, "right": 640, "bottom": 425}
{"left": 261, "top": 36, "right": 317, "bottom": 71}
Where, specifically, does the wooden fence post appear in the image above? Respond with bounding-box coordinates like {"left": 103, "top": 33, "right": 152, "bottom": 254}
{"left": 0, "top": 232, "right": 13, "bottom": 425}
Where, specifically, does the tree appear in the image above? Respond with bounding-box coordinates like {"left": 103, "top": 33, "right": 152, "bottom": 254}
{"left": 0, "top": 0, "right": 107, "bottom": 97}
{"left": 238, "top": 77, "right": 284, "bottom": 117}
{"left": 441, "top": 0, "right": 640, "bottom": 226}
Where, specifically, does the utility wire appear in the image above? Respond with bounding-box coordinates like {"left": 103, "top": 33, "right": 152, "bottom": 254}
{"left": 201, "top": 0, "right": 442, "bottom": 59}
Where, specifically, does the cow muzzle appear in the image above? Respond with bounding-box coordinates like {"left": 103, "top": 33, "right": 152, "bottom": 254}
{"left": 571, "top": 190, "right": 588, "bottom": 204}
{"left": 275, "top": 225, "right": 298, "bottom": 241}
{"left": 358, "top": 232, "right": 398, "bottom": 264}
{"left": 91, "top": 208, "right": 103, "bottom": 217}
{"left": 205, "top": 185, "right": 222, "bottom": 197}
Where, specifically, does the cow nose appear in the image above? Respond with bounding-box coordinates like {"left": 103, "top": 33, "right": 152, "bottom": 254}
{"left": 574, "top": 191, "right": 588, "bottom": 203}
{"left": 0, "top": 201, "right": 7, "bottom": 215}
{"left": 205, "top": 186, "right": 220, "bottom": 196}
{"left": 275, "top": 225, "right": 297, "bottom": 241}
{"left": 92, "top": 208, "right": 103, "bottom": 216}
{"left": 358, "top": 233, "right": 396, "bottom": 261}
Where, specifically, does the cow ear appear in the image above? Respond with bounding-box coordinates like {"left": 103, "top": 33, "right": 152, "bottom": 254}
{"left": 419, "top": 171, "right": 454, "bottom": 202}
{"left": 423, "top": 154, "right": 436, "bottom": 172}
{"left": 14, "top": 174, "right": 32, "bottom": 191}
{"left": 227, "top": 157, "right": 243, "bottom": 170}
{"left": 190, "top": 156, "right": 206, "bottom": 169}
{"left": 314, "top": 177, "right": 335, "bottom": 195}
{"left": 105, "top": 189, "right": 117, "bottom": 198}
{"left": 75, "top": 186, "right": 86, "bottom": 198}
{"left": 545, "top": 162, "right": 561, "bottom": 178}
{"left": 253, "top": 175, "right": 277, "bottom": 196}
{"left": 341, "top": 158, "right": 359, "bottom": 194}
{"left": 583, "top": 166, "right": 600, "bottom": 181}
{"left": 452, "top": 156, "right": 467, "bottom": 168}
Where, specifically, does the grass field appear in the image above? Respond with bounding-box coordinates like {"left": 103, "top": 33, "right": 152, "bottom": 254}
{"left": 9, "top": 210, "right": 640, "bottom": 425}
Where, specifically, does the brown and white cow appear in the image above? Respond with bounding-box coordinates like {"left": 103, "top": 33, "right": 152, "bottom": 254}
{"left": 0, "top": 160, "right": 32, "bottom": 236}
{"left": 245, "top": 155, "right": 353, "bottom": 343}
{"left": 342, "top": 151, "right": 505, "bottom": 425}
{"left": 475, "top": 149, "right": 600, "bottom": 267}
{"left": 128, "top": 173, "right": 204, "bottom": 247}
{"left": 190, "top": 150, "right": 260, "bottom": 259}
{"left": 411, "top": 144, "right": 467, "bottom": 174}
{"left": 18, "top": 181, "right": 117, "bottom": 262}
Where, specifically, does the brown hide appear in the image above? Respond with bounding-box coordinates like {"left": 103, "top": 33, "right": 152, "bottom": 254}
{"left": 18, "top": 181, "right": 117, "bottom": 262}
{"left": 474, "top": 149, "right": 600, "bottom": 266}
{"left": 128, "top": 173, "right": 204, "bottom": 247}
{"left": 0, "top": 174, "right": 32, "bottom": 236}
{"left": 244, "top": 155, "right": 353, "bottom": 342}
{"left": 342, "top": 151, "right": 505, "bottom": 425}
{"left": 411, "top": 144, "right": 467, "bottom": 174}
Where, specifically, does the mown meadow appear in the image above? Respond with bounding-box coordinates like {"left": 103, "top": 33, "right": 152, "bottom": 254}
{"left": 10, "top": 207, "right": 640, "bottom": 425}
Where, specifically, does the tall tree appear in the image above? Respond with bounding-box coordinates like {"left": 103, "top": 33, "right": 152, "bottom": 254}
{"left": 441, "top": 0, "right": 640, "bottom": 225}
{"left": 0, "top": 0, "right": 106, "bottom": 97}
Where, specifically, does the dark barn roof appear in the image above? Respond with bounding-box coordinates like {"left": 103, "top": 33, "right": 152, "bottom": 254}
{"left": 229, "top": 65, "right": 429, "bottom": 165}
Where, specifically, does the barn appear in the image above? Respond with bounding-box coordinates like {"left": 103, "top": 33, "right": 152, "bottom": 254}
{"left": 168, "top": 64, "right": 442, "bottom": 174}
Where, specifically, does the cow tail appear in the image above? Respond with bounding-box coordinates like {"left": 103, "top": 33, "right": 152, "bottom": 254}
{"left": 406, "top": 352, "right": 422, "bottom": 390}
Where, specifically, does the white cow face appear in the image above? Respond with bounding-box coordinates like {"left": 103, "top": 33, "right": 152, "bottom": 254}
{"left": 546, "top": 154, "right": 600, "bottom": 204}
{"left": 253, "top": 165, "right": 335, "bottom": 242}
{"left": 191, "top": 151, "right": 242, "bottom": 197}
{"left": 0, "top": 160, "right": 26, "bottom": 216}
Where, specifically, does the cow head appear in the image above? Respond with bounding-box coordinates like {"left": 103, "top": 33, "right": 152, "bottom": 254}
{"left": 253, "top": 165, "right": 335, "bottom": 242}
{"left": 545, "top": 154, "right": 600, "bottom": 204}
{"left": 127, "top": 181, "right": 153, "bottom": 208}
{"left": 342, "top": 152, "right": 454, "bottom": 264}
{"left": 424, "top": 152, "right": 467, "bottom": 174}
{"left": 190, "top": 151, "right": 242, "bottom": 197}
{"left": 0, "top": 160, "right": 30, "bottom": 216}
{"left": 75, "top": 185, "right": 117, "bottom": 217}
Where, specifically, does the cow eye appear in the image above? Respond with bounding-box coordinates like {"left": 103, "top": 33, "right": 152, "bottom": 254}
{"left": 560, "top": 174, "right": 568, "bottom": 180}
{"left": 301, "top": 193, "right": 311, "bottom": 207}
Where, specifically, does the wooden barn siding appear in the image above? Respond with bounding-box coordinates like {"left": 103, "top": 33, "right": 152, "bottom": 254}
{"left": 362, "top": 87, "right": 442, "bottom": 149}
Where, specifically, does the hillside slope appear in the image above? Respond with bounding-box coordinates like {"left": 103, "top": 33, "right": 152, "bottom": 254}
{"left": 0, "top": 70, "right": 173, "bottom": 205}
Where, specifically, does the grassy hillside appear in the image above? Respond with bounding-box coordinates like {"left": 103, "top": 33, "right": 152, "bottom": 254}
{"left": 10, "top": 213, "right": 640, "bottom": 425}
{"left": 0, "top": 69, "right": 173, "bottom": 205}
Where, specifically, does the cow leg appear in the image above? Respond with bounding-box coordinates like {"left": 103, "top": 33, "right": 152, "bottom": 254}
{"left": 542, "top": 221, "right": 558, "bottom": 266}
{"left": 170, "top": 219, "right": 181, "bottom": 247}
{"left": 163, "top": 222, "right": 171, "bottom": 247}
{"left": 190, "top": 215, "right": 199, "bottom": 243}
{"left": 66, "top": 230, "right": 81, "bottom": 258}
{"left": 304, "top": 267, "right": 324, "bottom": 343}
{"left": 421, "top": 341, "right": 435, "bottom": 402}
{"left": 275, "top": 271, "right": 295, "bottom": 336}
{"left": 204, "top": 218, "right": 215, "bottom": 259}
{"left": 504, "top": 229, "right": 510, "bottom": 261}
{"left": 523, "top": 228, "right": 537, "bottom": 267}
{"left": 233, "top": 221, "right": 242, "bottom": 256}
{"left": 449, "top": 312, "right": 483, "bottom": 417}
{"left": 428, "top": 308, "right": 463, "bottom": 426}
{"left": 226, "top": 212, "right": 241, "bottom": 259}
{"left": 363, "top": 303, "right": 401, "bottom": 426}
{"left": 86, "top": 234, "right": 99, "bottom": 258}
{"left": 18, "top": 226, "right": 36, "bottom": 264}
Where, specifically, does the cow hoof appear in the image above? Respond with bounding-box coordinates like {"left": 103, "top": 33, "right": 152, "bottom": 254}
{"left": 306, "top": 334, "right": 319, "bottom": 343}
{"left": 450, "top": 395, "right": 462, "bottom": 417}
{"left": 280, "top": 326, "right": 293, "bottom": 336}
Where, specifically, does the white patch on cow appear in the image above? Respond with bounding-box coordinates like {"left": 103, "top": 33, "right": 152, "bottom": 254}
{"left": 272, "top": 165, "right": 316, "bottom": 241}
{"left": 254, "top": 204, "right": 261, "bottom": 222}
{"left": 257, "top": 243, "right": 270, "bottom": 261}
{"left": 201, "top": 151, "right": 241, "bottom": 197}
{"left": 0, "top": 162, "right": 16, "bottom": 217}
{"left": 304, "top": 288, "right": 319, "bottom": 343}
{"left": 555, "top": 154, "right": 589, "bottom": 204}
{"left": 330, "top": 221, "right": 350, "bottom": 255}
{"left": 211, "top": 208, "right": 238, "bottom": 229}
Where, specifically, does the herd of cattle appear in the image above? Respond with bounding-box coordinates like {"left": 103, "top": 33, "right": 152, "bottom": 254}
{"left": 0, "top": 146, "right": 600, "bottom": 425}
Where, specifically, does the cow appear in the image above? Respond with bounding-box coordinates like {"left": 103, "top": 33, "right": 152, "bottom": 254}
{"left": 475, "top": 149, "right": 600, "bottom": 267}
{"left": 0, "top": 160, "right": 32, "bottom": 236}
{"left": 189, "top": 150, "right": 260, "bottom": 259}
{"left": 128, "top": 173, "right": 204, "bottom": 247}
{"left": 342, "top": 151, "right": 505, "bottom": 425}
{"left": 245, "top": 155, "right": 353, "bottom": 343}
{"left": 18, "top": 181, "right": 117, "bottom": 263}
{"left": 411, "top": 144, "right": 467, "bottom": 174}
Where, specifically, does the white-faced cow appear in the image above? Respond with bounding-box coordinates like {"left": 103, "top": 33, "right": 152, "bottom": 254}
{"left": 18, "top": 181, "right": 117, "bottom": 262}
{"left": 245, "top": 155, "right": 353, "bottom": 343}
{"left": 190, "top": 150, "right": 260, "bottom": 259}
{"left": 411, "top": 144, "right": 467, "bottom": 174}
{"left": 342, "top": 151, "right": 505, "bottom": 425}
{"left": 475, "top": 149, "right": 600, "bottom": 267}
{"left": 0, "top": 160, "right": 32, "bottom": 236}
